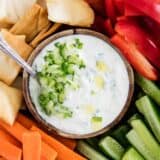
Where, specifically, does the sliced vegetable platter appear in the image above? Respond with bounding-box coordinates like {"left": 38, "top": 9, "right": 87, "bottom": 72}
{"left": 76, "top": 0, "right": 160, "bottom": 159}
{"left": 1, "top": 0, "right": 160, "bottom": 160}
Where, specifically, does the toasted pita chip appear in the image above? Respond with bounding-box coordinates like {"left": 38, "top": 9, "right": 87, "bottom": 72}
{"left": 0, "top": 29, "right": 33, "bottom": 85}
{"left": 46, "top": 0, "right": 95, "bottom": 27}
{"left": 10, "top": 4, "right": 51, "bottom": 42}
{"left": 0, "top": 0, "right": 37, "bottom": 26}
{"left": 0, "top": 19, "right": 13, "bottom": 29}
{"left": 0, "top": 81, "right": 23, "bottom": 125}
{"left": 30, "top": 23, "right": 62, "bottom": 48}
{"left": 12, "top": 76, "right": 27, "bottom": 110}
{"left": 37, "top": 0, "right": 47, "bottom": 8}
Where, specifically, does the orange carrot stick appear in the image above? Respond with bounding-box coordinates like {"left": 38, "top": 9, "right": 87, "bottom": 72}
{"left": 56, "top": 136, "right": 77, "bottom": 150}
{"left": 17, "top": 114, "right": 37, "bottom": 129}
{"left": 0, "top": 128, "right": 21, "bottom": 147}
{"left": 0, "top": 157, "right": 7, "bottom": 160}
{"left": 0, "top": 120, "right": 57, "bottom": 160}
{"left": 17, "top": 114, "right": 77, "bottom": 149}
{"left": 41, "top": 142, "right": 57, "bottom": 160}
{"left": 0, "top": 137, "right": 22, "bottom": 160}
{"left": 0, "top": 120, "right": 28, "bottom": 142}
{"left": 31, "top": 126, "right": 86, "bottom": 160}
{"left": 22, "top": 132, "right": 41, "bottom": 160}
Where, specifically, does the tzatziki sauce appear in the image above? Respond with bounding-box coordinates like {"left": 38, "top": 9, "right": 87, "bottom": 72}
{"left": 29, "top": 34, "right": 129, "bottom": 135}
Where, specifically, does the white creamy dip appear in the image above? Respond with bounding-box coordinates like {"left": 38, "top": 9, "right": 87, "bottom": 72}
{"left": 29, "top": 34, "right": 129, "bottom": 135}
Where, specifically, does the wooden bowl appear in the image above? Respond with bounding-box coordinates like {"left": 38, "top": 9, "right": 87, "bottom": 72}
{"left": 23, "top": 29, "right": 134, "bottom": 139}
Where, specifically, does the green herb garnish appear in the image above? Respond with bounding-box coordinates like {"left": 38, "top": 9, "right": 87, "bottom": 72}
{"left": 73, "top": 38, "right": 83, "bottom": 49}
{"left": 38, "top": 39, "right": 85, "bottom": 118}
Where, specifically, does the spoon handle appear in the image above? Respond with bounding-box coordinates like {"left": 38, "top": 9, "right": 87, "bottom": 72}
{"left": 0, "top": 35, "right": 36, "bottom": 77}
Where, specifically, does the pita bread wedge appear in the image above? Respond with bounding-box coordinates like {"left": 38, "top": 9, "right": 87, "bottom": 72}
{"left": 12, "top": 76, "right": 27, "bottom": 110}
{"left": 37, "top": 0, "right": 47, "bottom": 8}
{"left": 10, "top": 4, "right": 51, "bottom": 42}
{"left": 30, "top": 23, "right": 62, "bottom": 48}
{"left": 46, "top": 0, "right": 95, "bottom": 27}
{"left": 0, "top": 81, "right": 23, "bottom": 125}
{"left": 0, "top": 0, "right": 37, "bottom": 26}
{"left": 0, "top": 29, "right": 33, "bottom": 85}
{"left": 0, "top": 19, "right": 13, "bottom": 29}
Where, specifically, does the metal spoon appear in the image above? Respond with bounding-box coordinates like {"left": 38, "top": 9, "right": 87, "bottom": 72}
{"left": 0, "top": 35, "right": 36, "bottom": 77}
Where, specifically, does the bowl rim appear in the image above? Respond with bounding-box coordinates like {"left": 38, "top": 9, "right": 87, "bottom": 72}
{"left": 23, "top": 28, "right": 134, "bottom": 139}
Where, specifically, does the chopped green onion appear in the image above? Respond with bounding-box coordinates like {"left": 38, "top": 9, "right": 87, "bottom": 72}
{"left": 38, "top": 40, "right": 85, "bottom": 118}
{"left": 91, "top": 116, "right": 103, "bottom": 122}
{"left": 74, "top": 38, "right": 83, "bottom": 49}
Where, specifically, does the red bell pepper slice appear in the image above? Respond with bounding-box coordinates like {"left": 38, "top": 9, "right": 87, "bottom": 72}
{"left": 115, "top": 19, "right": 160, "bottom": 69}
{"left": 140, "top": 16, "right": 160, "bottom": 47}
{"left": 124, "top": 4, "right": 144, "bottom": 16}
{"left": 104, "top": 19, "right": 115, "bottom": 37}
{"left": 114, "top": 0, "right": 125, "bottom": 15}
{"left": 125, "top": 0, "right": 160, "bottom": 24}
{"left": 111, "top": 34, "right": 159, "bottom": 80}
{"left": 105, "top": 0, "right": 117, "bottom": 23}
{"left": 116, "top": 16, "right": 127, "bottom": 21}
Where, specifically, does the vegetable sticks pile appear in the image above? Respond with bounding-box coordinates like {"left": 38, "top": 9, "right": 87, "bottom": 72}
{"left": 101, "top": 0, "right": 160, "bottom": 81}
{"left": 0, "top": 113, "right": 86, "bottom": 160}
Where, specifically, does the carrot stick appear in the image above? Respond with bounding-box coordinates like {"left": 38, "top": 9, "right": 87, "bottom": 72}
{"left": 17, "top": 114, "right": 77, "bottom": 149}
{"left": 0, "top": 120, "right": 57, "bottom": 160}
{"left": 0, "top": 128, "right": 21, "bottom": 147}
{"left": 0, "top": 157, "right": 7, "bottom": 160}
{"left": 0, "top": 120, "right": 28, "bottom": 142}
{"left": 31, "top": 126, "right": 86, "bottom": 160}
{"left": 56, "top": 136, "right": 77, "bottom": 150}
{"left": 17, "top": 114, "right": 36, "bottom": 129}
{"left": 0, "top": 137, "right": 22, "bottom": 160}
{"left": 41, "top": 142, "right": 57, "bottom": 160}
{"left": 22, "top": 132, "right": 41, "bottom": 160}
